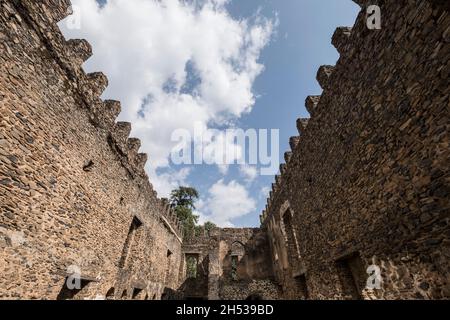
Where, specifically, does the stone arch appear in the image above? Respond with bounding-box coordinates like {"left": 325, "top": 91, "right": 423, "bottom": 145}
{"left": 230, "top": 241, "right": 246, "bottom": 280}
{"left": 230, "top": 241, "right": 245, "bottom": 255}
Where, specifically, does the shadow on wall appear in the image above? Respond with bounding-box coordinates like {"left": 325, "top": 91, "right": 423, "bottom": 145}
{"left": 176, "top": 254, "right": 210, "bottom": 300}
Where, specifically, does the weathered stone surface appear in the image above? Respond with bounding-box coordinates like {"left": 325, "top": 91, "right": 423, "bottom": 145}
{"left": 305, "top": 95, "right": 321, "bottom": 116}
{"left": 0, "top": 0, "right": 448, "bottom": 301}
{"left": 66, "top": 39, "right": 92, "bottom": 64}
{"left": 332, "top": 27, "right": 352, "bottom": 54}
{"left": 180, "top": 228, "right": 278, "bottom": 300}
{"left": 0, "top": 0, "right": 183, "bottom": 300}
{"left": 316, "top": 65, "right": 335, "bottom": 89}
{"left": 261, "top": 0, "right": 450, "bottom": 300}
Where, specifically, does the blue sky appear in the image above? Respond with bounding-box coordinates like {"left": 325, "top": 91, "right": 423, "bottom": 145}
{"left": 63, "top": 0, "right": 360, "bottom": 227}
{"left": 208, "top": 0, "right": 360, "bottom": 226}
{"left": 236, "top": 0, "right": 359, "bottom": 226}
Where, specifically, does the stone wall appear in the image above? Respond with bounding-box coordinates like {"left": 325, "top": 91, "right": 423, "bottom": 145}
{"left": 0, "top": 0, "right": 184, "bottom": 300}
{"left": 261, "top": 0, "right": 449, "bottom": 300}
{"left": 181, "top": 228, "right": 280, "bottom": 300}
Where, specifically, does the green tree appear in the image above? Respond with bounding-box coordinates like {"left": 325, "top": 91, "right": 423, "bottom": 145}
{"left": 170, "top": 186, "right": 199, "bottom": 210}
{"left": 169, "top": 187, "right": 219, "bottom": 240}
{"left": 170, "top": 186, "right": 199, "bottom": 240}
{"left": 194, "top": 221, "right": 217, "bottom": 237}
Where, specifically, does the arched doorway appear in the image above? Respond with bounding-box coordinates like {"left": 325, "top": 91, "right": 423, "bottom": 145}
{"left": 230, "top": 241, "right": 245, "bottom": 280}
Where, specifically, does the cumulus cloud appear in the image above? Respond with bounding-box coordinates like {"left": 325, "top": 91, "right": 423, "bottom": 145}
{"left": 197, "top": 179, "right": 256, "bottom": 227}
{"left": 149, "top": 167, "right": 191, "bottom": 199}
{"left": 240, "top": 165, "right": 258, "bottom": 183}
{"left": 59, "top": 0, "right": 275, "bottom": 197}
{"left": 260, "top": 186, "right": 270, "bottom": 198}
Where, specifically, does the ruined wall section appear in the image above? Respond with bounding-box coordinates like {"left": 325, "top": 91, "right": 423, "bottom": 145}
{"left": 181, "top": 228, "right": 280, "bottom": 300}
{"left": 262, "top": 0, "right": 449, "bottom": 299}
{"left": 216, "top": 228, "right": 280, "bottom": 300}
{"left": 0, "top": 0, "right": 183, "bottom": 299}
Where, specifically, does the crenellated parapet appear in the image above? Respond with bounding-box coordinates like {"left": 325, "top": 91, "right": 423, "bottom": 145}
{"left": 159, "top": 198, "right": 184, "bottom": 240}
{"left": 97, "top": 100, "right": 122, "bottom": 129}
{"left": 316, "top": 65, "right": 335, "bottom": 90}
{"left": 8, "top": 0, "right": 185, "bottom": 239}
{"left": 331, "top": 27, "right": 353, "bottom": 55}
{"left": 296, "top": 118, "right": 309, "bottom": 135}
{"left": 305, "top": 96, "right": 321, "bottom": 116}
{"left": 261, "top": 0, "right": 417, "bottom": 227}
{"left": 10, "top": 0, "right": 149, "bottom": 178}
{"left": 66, "top": 39, "right": 93, "bottom": 65}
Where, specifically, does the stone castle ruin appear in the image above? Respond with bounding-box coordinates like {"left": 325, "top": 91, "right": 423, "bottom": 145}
{"left": 0, "top": 0, "right": 449, "bottom": 299}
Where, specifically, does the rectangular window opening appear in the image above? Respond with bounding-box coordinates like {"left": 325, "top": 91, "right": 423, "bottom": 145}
{"left": 282, "top": 210, "right": 301, "bottom": 261}
{"left": 294, "top": 274, "right": 308, "bottom": 300}
{"left": 231, "top": 255, "right": 238, "bottom": 281}
{"left": 186, "top": 254, "right": 199, "bottom": 279}
{"left": 119, "top": 216, "right": 143, "bottom": 269}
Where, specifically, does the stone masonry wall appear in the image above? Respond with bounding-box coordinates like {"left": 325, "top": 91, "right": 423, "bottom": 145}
{"left": 0, "top": 0, "right": 183, "bottom": 300}
{"left": 261, "top": 0, "right": 449, "bottom": 300}
{"left": 1, "top": 0, "right": 449, "bottom": 301}
{"left": 181, "top": 228, "right": 280, "bottom": 300}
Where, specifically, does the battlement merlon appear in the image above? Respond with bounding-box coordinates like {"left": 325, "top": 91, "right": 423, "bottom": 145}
{"left": 9, "top": 1, "right": 186, "bottom": 234}
{"left": 260, "top": 0, "right": 367, "bottom": 226}
{"left": 159, "top": 198, "right": 184, "bottom": 239}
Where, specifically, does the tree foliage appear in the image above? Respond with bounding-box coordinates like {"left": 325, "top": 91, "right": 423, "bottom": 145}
{"left": 170, "top": 186, "right": 199, "bottom": 210}
{"left": 170, "top": 186, "right": 199, "bottom": 240}
{"left": 169, "top": 186, "right": 217, "bottom": 240}
{"left": 204, "top": 221, "right": 217, "bottom": 233}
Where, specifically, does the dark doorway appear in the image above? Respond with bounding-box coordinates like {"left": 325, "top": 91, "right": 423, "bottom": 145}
{"left": 56, "top": 278, "right": 91, "bottom": 300}
{"left": 119, "top": 217, "right": 143, "bottom": 269}
{"left": 105, "top": 287, "right": 115, "bottom": 300}
{"left": 245, "top": 293, "right": 264, "bottom": 300}
{"left": 282, "top": 209, "right": 300, "bottom": 267}
{"left": 335, "top": 252, "right": 366, "bottom": 300}
{"left": 132, "top": 288, "right": 143, "bottom": 299}
{"left": 165, "top": 249, "right": 173, "bottom": 285}
{"left": 295, "top": 274, "right": 308, "bottom": 300}
{"left": 186, "top": 254, "right": 199, "bottom": 278}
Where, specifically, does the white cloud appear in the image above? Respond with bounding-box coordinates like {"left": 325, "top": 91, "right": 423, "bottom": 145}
{"left": 217, "top": 164, "right": 229, "bottom": 175}
{"left": 59, "top": 0, "right": 275, "bottom": 196}
{"left": 148, "top": 167, "right": 191, "bottom": 199}
{"left": 260, "top": 186, "right": 270, "bottom": 198}
{"left": 198, "top": 179, "right": 256, "bottom": 227}
{"left": 240, "top": 165, "right": 258, "bottom": 182}
{"left": 200, "top": 129, "right": 247, "bottom": 170}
